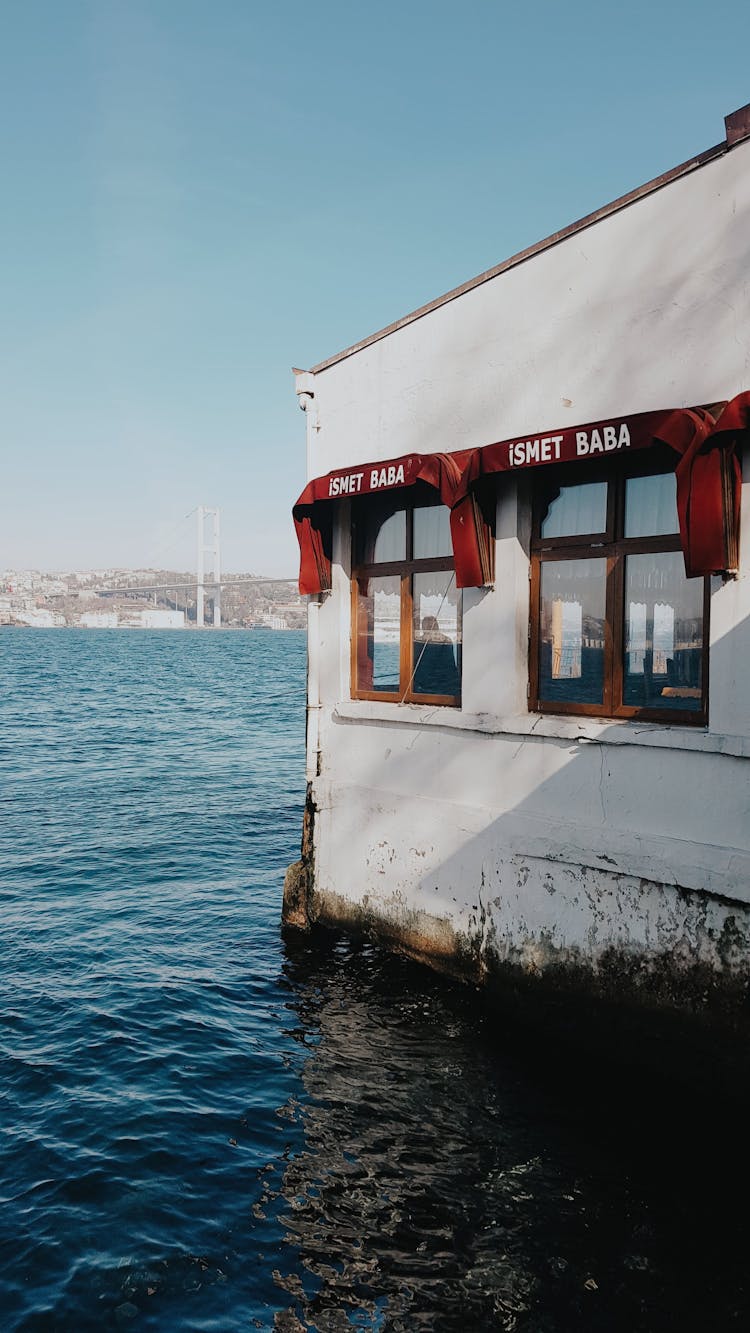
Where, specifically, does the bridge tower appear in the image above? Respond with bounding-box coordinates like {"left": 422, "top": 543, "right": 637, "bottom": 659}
{"left": 196, "top": 506, "right": 221, "bottom": 628}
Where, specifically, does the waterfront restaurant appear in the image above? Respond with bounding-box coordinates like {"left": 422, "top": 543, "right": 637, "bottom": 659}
{"left": 285, "top": 104, "right": 750, "bottom": 1032}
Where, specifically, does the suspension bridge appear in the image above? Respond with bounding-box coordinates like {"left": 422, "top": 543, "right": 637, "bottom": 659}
{"left": 50, "top": 506, "right": 297, "bottom": 628}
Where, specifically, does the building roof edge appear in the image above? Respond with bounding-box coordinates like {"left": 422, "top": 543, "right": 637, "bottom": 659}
{"left": 309, "top": 137, "right": 731, "bottom": 376}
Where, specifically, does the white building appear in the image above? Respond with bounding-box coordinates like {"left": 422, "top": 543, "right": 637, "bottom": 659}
{"left": 80, "top": 611, "right": 119, "bottom": 629}
{"left": 14, "top": 608, "right": 64, "bottom": 628}
{"left": 139, "top": 608, "right": 185, "bottom": 630}
{"left": 285, "top": 104, "right": 750, "bottom": 1032}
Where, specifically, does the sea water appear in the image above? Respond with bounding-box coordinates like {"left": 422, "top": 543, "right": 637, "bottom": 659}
{"left": 1, "top": 628, "right": 747, "bottom": 1331}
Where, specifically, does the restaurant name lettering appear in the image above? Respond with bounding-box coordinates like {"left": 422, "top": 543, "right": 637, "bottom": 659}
{"left": 324, "top": 420, "right": 635, "bottom": 499}
{"left": 507, "top": 422, "right": 632, "bottom": 467}
{"left": 328, "top": 463, "right": 406, "bottom": 497}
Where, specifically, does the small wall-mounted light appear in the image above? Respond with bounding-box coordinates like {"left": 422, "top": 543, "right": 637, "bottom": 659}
{"left": 293, "top": 369, "right": 315, "bottom": 412}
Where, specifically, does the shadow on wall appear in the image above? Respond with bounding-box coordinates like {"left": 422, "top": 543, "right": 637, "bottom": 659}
{"left": 411, "top": 184, "right": 748, "bottom": 459}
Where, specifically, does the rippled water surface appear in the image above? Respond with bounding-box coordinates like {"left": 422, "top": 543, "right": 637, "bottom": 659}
{"left": 1, "top": 628, "right": 748, "bottom": 1331}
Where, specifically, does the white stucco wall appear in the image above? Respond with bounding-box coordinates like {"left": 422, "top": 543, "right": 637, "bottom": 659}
{"left": 296, "top": 134, "right": 750, "bottom": 990}
{"left": 309, "top": 137, "right": 750, "bottom": 473}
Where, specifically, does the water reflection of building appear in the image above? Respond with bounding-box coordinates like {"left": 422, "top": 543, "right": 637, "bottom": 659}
{"left": 262, "top": 935, "right": 750, "bottom": 1330}
{"left": 286, "top": 104, "right": 750, "bottom": 1039}
{"left": 265, "top": 939, "right": 572, "bottom": 1329}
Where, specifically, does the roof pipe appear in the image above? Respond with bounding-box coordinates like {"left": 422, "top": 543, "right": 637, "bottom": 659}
{"left": 293, "top": 369, "right": 322, "bottom": 781}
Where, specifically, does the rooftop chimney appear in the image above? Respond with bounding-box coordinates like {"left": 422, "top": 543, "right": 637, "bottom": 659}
{"left": 725, "top": 103, "right": 750, "bottom": 147}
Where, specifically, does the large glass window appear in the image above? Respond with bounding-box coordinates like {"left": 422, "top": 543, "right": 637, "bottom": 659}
{"left": 352, "top": 493, "right": 461, "bottom": 705}
{"left": 531, "top": 453, "right": 708, "bottom": 723}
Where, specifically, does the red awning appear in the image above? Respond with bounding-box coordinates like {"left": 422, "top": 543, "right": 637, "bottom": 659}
{"left": 453, "top": 394, "right": 749, "bottom": 580}
{"left": 293, "top": 448, "right": 489, "bottom": 594}
{"left": 656, "top": 395, "right": 749, "bottom": 576}
{"left": 293, "top": 394, "right": 749, "bottom": 593}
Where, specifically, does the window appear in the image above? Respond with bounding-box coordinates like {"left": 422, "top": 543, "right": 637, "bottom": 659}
{"left": 530, "top": 451, "right": 709, "bottom": 723}
{"left": 351, "top": 489, "right": 462, "bottom": 705}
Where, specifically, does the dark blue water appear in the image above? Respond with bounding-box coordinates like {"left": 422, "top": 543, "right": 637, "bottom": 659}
{"left": 1, "top": 629, "right": 748, "bottom": 1331}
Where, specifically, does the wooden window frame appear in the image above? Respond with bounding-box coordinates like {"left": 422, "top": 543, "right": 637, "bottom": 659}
{"left": 529, "top": 450, "right": 710, "bottom": 725}
{"left": 350, "top": 494, "right": 461, "bottom": 707}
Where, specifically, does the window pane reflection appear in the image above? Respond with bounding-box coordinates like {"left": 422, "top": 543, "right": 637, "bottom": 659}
{"left": 413, "top": 505, "right": 452, "bottom": 559}
{"left": 623, "top": 553, "right": 703, "bottom": 710}
{"left": 541, "top": 482, "right": 607, "bottom": 538}
{"left": 354, "top": 504, "right": 406, "bottom": 565}
{"left": 355, "top": 576, "right": 400, "bottom": 693}
{"left": 625, "top": 473, "right": 679, "bottom": 537}
{"left": 539, "top": 559, "right": 606, "bottom": 705}
{"left": 412, "top": 572, "right": 461, "bottom": 699}
{"left": 373, "top": 510, "right": 406, "bottom": 563}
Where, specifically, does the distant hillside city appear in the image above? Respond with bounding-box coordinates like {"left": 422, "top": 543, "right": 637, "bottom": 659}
{"left": 0, "top": 569, "right": 305, "bottom": 631}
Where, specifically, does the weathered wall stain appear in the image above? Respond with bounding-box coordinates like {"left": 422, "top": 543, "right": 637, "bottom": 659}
{"left": 283, "top": 792, "right": 750, "bottom": 1031}
{"left": 282, "top": 782, "right": 316, "bottom": 932}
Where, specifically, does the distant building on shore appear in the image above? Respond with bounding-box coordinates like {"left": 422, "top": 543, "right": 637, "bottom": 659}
{"left": 13, "top": 608, "right": 65, "bottom": 628}
{"left": 138, "top": 609, "right": 185, "bottom": 630}
{"left": 80, "top": 612, "right": 119, "bottom": 629}
{"left": 78, "top": 608, "right": 185, "bottom": 629}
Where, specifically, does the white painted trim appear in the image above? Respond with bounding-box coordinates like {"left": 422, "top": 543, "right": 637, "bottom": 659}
{"left": 332, "top": 701, "right": 750, "bottom": 759}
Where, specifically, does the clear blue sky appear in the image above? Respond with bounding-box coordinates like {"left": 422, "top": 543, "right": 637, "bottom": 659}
{"left": 1, "top": 0, "right": 748, "bottom": 574}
